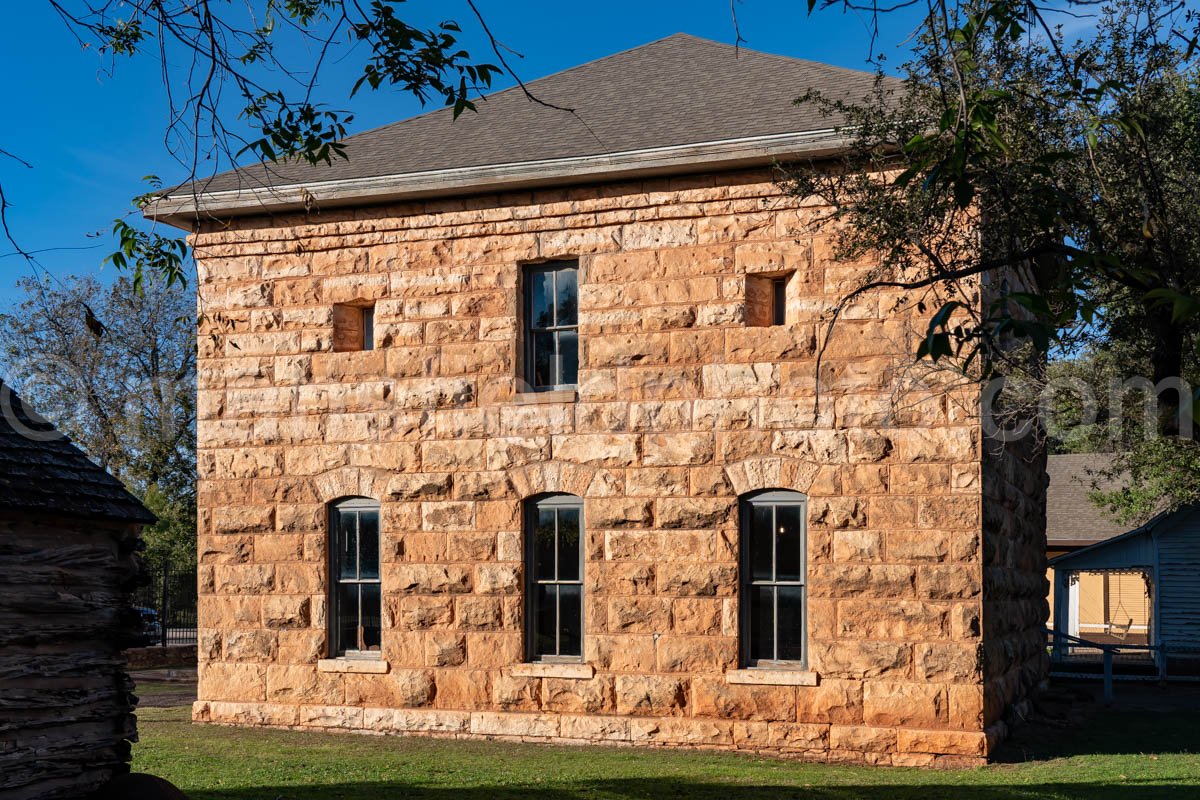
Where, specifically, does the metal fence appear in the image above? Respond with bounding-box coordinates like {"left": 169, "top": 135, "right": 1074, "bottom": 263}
{"left": 133, "top": 557, "right": 197, "bottom": 646}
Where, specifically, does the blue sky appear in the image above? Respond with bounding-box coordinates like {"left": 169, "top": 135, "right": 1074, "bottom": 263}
{"left": 0, "top": 1, "right": 932, "bottom": 303}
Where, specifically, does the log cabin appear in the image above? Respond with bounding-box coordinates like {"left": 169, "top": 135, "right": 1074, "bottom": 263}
{"left": 0, "top": 379, "right": 155, "bottom": 799}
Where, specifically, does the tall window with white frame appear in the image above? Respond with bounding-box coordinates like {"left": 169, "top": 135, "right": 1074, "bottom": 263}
{"left": 526, "top": 494, "right": 584, "bottom": 661}
{"left": 740, "top": 490, "right": 807, "bottom": 666}
{"left": 329, "top": 498, "right": 381, "bottom": 657}
{"left": 524, "top": 260, "right": 579, "bottom": 391}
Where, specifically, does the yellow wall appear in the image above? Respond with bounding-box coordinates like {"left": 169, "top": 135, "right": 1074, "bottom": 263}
{"left": 1047, "top": 570, "right": 1150, "bottom": 634}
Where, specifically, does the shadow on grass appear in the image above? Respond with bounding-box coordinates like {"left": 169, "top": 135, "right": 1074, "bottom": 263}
{"left": 184, "top": 779, "right": 1197, "bottom": 800}
{"left": 994, "top": 706, "right": 1200, "bottom": 762}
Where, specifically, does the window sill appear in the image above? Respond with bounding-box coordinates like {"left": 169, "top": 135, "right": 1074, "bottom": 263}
{"left": 513, "top": 389, "right": 577, "bottom": 405}
{"left": 726, "top": 668, "right": 818, "bottom": 687}
{"left": 318, "top": 658, "right": 390, "bottom": 674}
{"left": 507, "top": 662, "right": 594, "bottom": 680}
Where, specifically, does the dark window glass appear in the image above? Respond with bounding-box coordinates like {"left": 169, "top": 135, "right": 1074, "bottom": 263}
{"left": 534, "top": 584, "right": 557, "bottom": 656}
{"left": 748, "top": 585, "right": 774, "bottom": 663}
{"left": 556, "top": 507, "right": 581, "bottom": 582}
{"left": 749, "top": 504, "right": 773, "bottom": 581}
{"left": 741, "top": 493, "right": 806, "bottom": 665}
{"left": 559, "top": 584, "right": 582, "bottom": 656}
{"left": 530, "top": 269, "right": 554, "bottom": 329}
{"left": 558, "top": 330, "right": 579, "bottom": 387}
{"left": 358, "top": 512, "right": 380, "bottom": 580}
{"left": 330, "top": 500, "right": 382, "bottom": 655}
{"left": 337, "top": 583, "right": 359, "bottom": 653}
{"left": 524, "top": 262, "right": 579, "bottom": 389}
{"left": 556, "top": 268, "right": 579, "bottom": 326}
{"left": 775, "top": 505, "right": 803, "bottom": 583}
{"left": 533, "top": 509, "right": 556, "bottom": 581}
{"left": 532, "top": 331, "right": 555, "bottom": 389}
{"left": 360, "top": 583, "right": 382, "bottom": 650}
{"left": 776, "top": 586, "right": 805, "bottom": 661}
{"left": 338, "top": 512, "right": 357, "bottom": 577}
{"left": 772, "top": 278, "right": 787, "bottom": 326}
{"left": 362, "top": 306, "right": 375, "bottom": 351}
{"left": 526, "top": 495, "right": 584, "bottom": 660}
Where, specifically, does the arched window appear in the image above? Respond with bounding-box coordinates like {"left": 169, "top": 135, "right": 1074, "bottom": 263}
{"left": 329, "top": 497, "right": 381, "bottom": 657}
{"left": 525, "top": 493, "right": 584, "bottom": 661}
{"left": 740, "top": 490, "right": 807, "bottom": 666}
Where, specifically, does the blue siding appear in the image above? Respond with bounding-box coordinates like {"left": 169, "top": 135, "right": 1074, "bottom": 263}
{"left": 1156, "top": 510, "right": 1200, "bottom": 651}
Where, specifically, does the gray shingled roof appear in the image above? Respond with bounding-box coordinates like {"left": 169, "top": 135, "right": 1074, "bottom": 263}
{"left": 1046, "top": 453, "right": 1129, "bottom": 546}
{"left": 193, "top": 33, "right": 886, "bottom": 195}
{"left": 0, "top": 380, "right": 155, "bottom": 525}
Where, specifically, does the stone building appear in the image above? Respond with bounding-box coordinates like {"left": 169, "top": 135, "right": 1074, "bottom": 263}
{"left": 148, "top": 34, "right": 1047, "bottom": 765}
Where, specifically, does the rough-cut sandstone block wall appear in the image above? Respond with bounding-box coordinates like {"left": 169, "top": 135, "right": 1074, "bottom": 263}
{"left": 190, "top": 168, "right": 1036, "bottom": 766}
{"left": 981, "top": 433, "right": 1048, "bottom": 744}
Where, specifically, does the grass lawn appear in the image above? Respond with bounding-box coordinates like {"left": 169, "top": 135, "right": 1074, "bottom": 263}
{"left": 131, "top": 700, "right": 1200, "bottom": 800}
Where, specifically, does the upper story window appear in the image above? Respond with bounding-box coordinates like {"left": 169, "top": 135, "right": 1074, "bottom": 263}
{"left": 525, "top": 493, "right": 583, "bottom": 662}
{"left": 740, "top": 490, "right": 807, "bottom": 667}
{"left": 330, "top": 497, "right": 381, "bottom": 656}
{"left": 333, "top": 304, "right": 375, "bottom": 352}
{"left": 747, "top": 273, "right": 792, "bottom": 327}
{"left": 524, "top": 261, "right": 579, "bottom": 390}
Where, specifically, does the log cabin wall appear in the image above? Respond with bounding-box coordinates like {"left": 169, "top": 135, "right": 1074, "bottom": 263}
{"left": 0, "top": 379, "right": 155, "bottom": 799}
{"left": 0, "top": 513, "right": 145, "bottom": 800}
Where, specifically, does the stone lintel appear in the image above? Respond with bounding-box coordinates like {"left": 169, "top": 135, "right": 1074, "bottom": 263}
{"left": 726, "top": 668, "right": 819, "bottom": 687}
{"left": 507, "top": 662, "right": 595, "bottom": 680}
{"left": 317, "top": 658, "right": 390, "bottom": 674}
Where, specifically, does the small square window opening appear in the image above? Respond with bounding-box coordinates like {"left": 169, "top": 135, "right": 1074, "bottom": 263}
{"left": 332, "top": 303, "right": 375, "bottom": 352}
{"left": 747, "top": 272, "right": 792, "bottom": 327}
{"left": 361, "top": 306, "right": 375, "bottom": 351}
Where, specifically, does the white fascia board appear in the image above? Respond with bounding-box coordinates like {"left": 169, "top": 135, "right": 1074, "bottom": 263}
{"left": 144, "top": 128, "right": 852, "bottom": 229}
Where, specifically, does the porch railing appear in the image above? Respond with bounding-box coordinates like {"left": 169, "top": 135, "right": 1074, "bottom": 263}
{"left": 1046, "top": 628, "right": 1163, "bottom": 701}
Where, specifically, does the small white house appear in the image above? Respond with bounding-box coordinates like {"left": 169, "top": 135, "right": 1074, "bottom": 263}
{"left": 1050, "top": 505, "right": 1200, "bottom": 672}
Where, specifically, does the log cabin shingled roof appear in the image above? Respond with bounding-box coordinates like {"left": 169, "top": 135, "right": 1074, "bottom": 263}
{"left": 0, "top": 379, "right": 155, "bottom": 524}
{"left": 178, "top": 32, "right": 888, "bottom": 197}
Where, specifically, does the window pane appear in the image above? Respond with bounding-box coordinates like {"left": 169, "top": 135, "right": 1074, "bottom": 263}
{"left": 337, "top": 511, "right": 357, "bottom": 579}
{"left": 337, "top": 583, "right": 359, "bottom": 654}
{"left": 533, "top": 508, "right": 556, "bottom": 581}
{"left": 362, "top": 307, "right": 375, "bottom": 351}
{"left": 555, "top": 267, "right": 578, "bottom": 326}
{"left": 749, "top": 504, "right": 773, "bottom": 581}
{"left": 748, "top": 585, "right": 775, "bottom": 662}
{"left": 775, "top": 505, "right": 803, "bottom": 583}
{"left": 529, "top": 270, "right": 554, "bottom": 329}
{"left": 360, "top": 583, "right": 382, "bottom": 651}
{"left": 559, "top": 583, "right": 582, "bottom": 657}
{"left": 556, "top": 507, "right": 581, "bottom": 582}
{"left": 777, "top": 586, "right": 805, "bottom": 661}
{"left": 358, "top": 511, "right": 380, "bottom": 580}
{"left": 532, "top": 331, "right": 555, "bottom": 388}
{"left": 533, "top": 584, "right": 557, "bottom": 657}
{"left": 772, "top": 278, "right": 787, "bottom": 326}
{"left": 557, "top": 330, "right": 578, "bottom": 387}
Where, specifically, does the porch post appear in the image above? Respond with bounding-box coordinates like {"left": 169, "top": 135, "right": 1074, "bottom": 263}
{"left": 1052, "top": 568, "right": 1071, "bottom": 663}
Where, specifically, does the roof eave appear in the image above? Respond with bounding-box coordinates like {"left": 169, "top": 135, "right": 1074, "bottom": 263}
{"left": 144, "top": 128, "right": 854, "bottom": 230}
{"left": 1047, "top": 508, "right": 1172, "bottom": 568}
